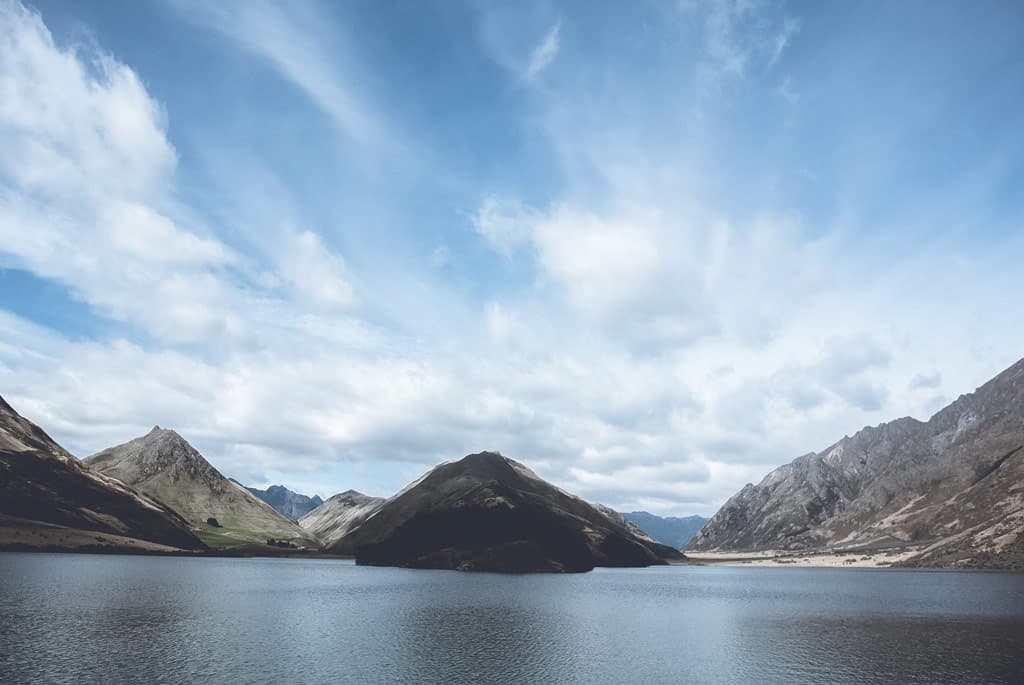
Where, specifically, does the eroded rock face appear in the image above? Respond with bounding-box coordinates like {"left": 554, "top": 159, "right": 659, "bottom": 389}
{"left": 327, "top": 452, "right": 684, "bottom": 572}
{"left": 0, "top": 395, "right": 203, "bottom": 551}
{"left": 688, "top": 358, "right": 1024, "bottom": 570}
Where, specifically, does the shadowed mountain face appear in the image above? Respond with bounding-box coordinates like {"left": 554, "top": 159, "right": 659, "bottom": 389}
{"left": 299, "top": 490, "right": 385, "bottom": 546}
{"left": 243, "top": 484, "right": 323, "bottom": 521}
{"left": 327, "top": 452, "right": 684, "bottom": 572}
{"left": 86, "top": 429, "right": 320, "bottom": 550}
{"left": 623, "top": 512, "right": 708, "bottom": 549}
{"left": 0, "top": 395, "right": 203, "bottom": 551}
{"left": 688, "top": 357, "right": 1024, "bottom": 570}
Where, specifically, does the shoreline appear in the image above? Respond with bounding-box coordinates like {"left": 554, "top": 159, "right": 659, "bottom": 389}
{"left": 685, "top": 547, "right": 921, "bottom": 568}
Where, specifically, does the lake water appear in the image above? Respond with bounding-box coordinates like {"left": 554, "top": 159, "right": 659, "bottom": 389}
{"left": 1, "top": 554, "right": 1022, "bottom": 684}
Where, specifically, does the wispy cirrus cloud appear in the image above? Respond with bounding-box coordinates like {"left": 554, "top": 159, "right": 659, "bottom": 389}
{"left": 169, "top": 0, "right": 388, "bottom": 149}
{"left": 524, "top": 20, "right": 561, "bottom": 81}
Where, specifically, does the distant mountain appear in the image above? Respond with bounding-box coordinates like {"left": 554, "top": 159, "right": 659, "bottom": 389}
{"left": 299, "top": 490, "right": 385, "bottom": 546}
{"left": 242, "top": 483, "right": 323, "bottom": 521}
{"left": 622, "top": 512, "right": 708, "bottom": 549}
{"left": 0, "top": 394, "right": 203, "bottom": 552}
{"left": 86, "top": 428, "right": 321, "bottom": 550}
{"left": 327, "top": 451, "right": 684, "bottom": 572}
{"left": 592, "top": 504, "right": 656, "bottom": 543}
{"left": 688, "top": 357, "right": 1024, "bottom": 571}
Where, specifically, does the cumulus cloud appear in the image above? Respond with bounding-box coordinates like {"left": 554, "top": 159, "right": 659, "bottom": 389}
{"left": 0, "top": 1, "right": 242, "bottom": 341}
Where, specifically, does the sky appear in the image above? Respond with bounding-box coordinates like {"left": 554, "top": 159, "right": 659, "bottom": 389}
{"left": 1, "top": 0, "right": 1022, "bottom": 516}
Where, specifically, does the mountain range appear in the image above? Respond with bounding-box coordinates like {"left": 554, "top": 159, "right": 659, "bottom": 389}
{"left": 3, "top": 355, "right": 1021, "bottom": 571}
{"left": 622, "top": 512, "right": 708, "bottom": 549}
{"left": 688, "top": 357, "right": 1024, "bottom": 571}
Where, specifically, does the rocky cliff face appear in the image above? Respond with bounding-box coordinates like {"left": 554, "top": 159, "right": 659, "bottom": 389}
{"left": 688, "top": 357, "right": 1024, "bottom": 570}
{"left": 327, "top": 452, "right": 684, "bottom": 572}
{"left": 244, "top": 484, "right": 323, "bottom": 520}
{"left": 86, "top": 428, "right": 321, "bottom": 550}
{"left": 0, "top": 395, "right": 203, "bottom": 551}
{"left": 299, "top": 490, "right": 385, "bottom": 547}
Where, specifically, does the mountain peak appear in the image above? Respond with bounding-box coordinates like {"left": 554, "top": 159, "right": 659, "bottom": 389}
{"left": 328, "top": 451, "right": 682, "bottom": 571}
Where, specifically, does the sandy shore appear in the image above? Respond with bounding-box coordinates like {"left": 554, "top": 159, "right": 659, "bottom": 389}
{"left": 686, "top": 547, "right": 924, "bottom": 568}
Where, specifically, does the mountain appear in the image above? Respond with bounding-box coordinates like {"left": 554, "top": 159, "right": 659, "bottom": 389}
{"left": 326, "top": 451, "right": 684, "bottom": 572}
{"left": 85, "top": 428, "right": 321, "bottom": 550}
{"left": 623, "top": 512, "right": 708, "bottom": 549}
{"left": 688, "top": 357, "right": 1024, "bottom": 570}
{"left": 0, "top": 394, "right": 203, "bottom": 552}
{"left": 299, "top": 490, "right": 385, "bottom": 546}
{"left": 592, "top": 504, "right": 656, "bottom": 543}
{"left": 242, "top": 483, "right": 323, "bottom": 520}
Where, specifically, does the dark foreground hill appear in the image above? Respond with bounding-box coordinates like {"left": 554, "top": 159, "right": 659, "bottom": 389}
{"left": 327, "top": 451, "right": 684, "bottom": 572}
{"left": 0, "top": 394, "right": 203, "bottom": 552}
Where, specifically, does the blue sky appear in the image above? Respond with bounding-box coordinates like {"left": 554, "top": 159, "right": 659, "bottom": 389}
{"left": 1, "top": 0, "right": 1022, "bottom": 515}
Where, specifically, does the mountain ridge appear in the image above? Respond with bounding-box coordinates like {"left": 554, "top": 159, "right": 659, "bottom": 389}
{"left": 688, "top": 357, "right": 1024, "bottom": 570}
{"left": 623, "top": 512, "right": 708, "bottom": 549}
{"left": 241, "top": 483, "right": 324, "bottom": 520}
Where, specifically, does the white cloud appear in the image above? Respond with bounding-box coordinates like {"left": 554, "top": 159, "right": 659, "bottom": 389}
{"left": 3, "top": 0, "right": 1023, "bottom": 519}
{"left": 0, "top": 1, "right": 245, "bottom": 341}
{"left": 470, "top": 194, "right": 534, "bottom": 256}
{"left": 768, "top": 18, "right": 800, "bottom": 68}
{"left": 688, "top": 0, "right": 800, "bottom": 98}
{"left": 524, "top": 20, "right": 561, "bottom": 81}
{"left": 171, "top": 0, "right": 387, "bottom": 148}
{"left": 278, "top": 229, "right": 357, "bottom": 309}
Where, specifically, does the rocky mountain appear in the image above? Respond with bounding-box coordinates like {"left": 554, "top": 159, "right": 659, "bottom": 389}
{"left": 242, "top": 483, "right": 323, "bottom": 520}
{"left": 623, "top": 512, "right": 708, "bottom": 549}
{"left": 0, "top": 394, "right": 203, "bottom": 552}
{"left": 688, "top": 357, "right": 1024, "bottom": 570}
{"left": 299, "top": 490, "right": 385, "bottom": 546}
{"left": 86, "top": 428, "right": 321, "bottom": 550}
{"left": 327, "top": 451, "right": 684, "bottom": 572}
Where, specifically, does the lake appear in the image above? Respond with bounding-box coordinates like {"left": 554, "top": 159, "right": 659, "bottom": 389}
{"left": 1, "top": 553, "right": 1022, "bottom": 684}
